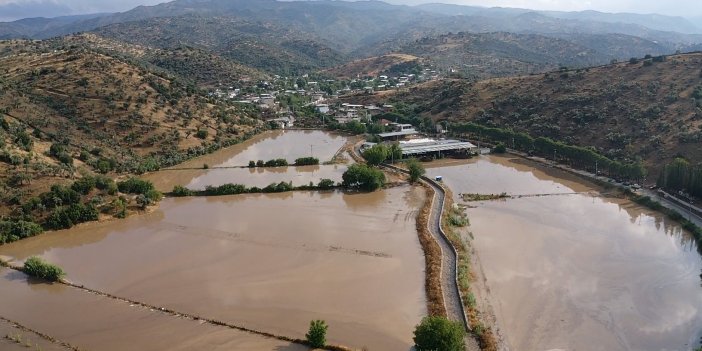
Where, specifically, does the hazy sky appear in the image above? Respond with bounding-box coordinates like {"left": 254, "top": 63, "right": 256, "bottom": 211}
{"left": 385, "top": 0, "right": 702, "bottom": 17}
{"left": 1, "top": 0, "right": 701, "bottom": 22}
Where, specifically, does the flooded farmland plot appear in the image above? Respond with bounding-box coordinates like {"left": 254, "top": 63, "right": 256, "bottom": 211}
{"left": 144, "top": 130, "right": 351, "bottom": 191}
{"left": 427, "top": 155, "right": 702, "bottom": 350}
{"left": 0, "top": 187, "right": 427, "bottom": 350}
{"left": 0, "top": 268, "right": 308, "bottom": 351}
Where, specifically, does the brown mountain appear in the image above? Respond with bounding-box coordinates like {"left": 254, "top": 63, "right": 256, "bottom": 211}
{"left": 357, "top": 52, "right": 702, "bottom": 177}
{"left": 0, "top": 38, "right": 262, "bottom": 203}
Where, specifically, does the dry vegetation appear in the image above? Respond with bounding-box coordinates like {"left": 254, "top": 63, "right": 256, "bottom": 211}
{"left": 416, "top": 183, "right": 447, "bottom": 317}
{"left": 0, "top": 38, "right": 263, "bottom": 207}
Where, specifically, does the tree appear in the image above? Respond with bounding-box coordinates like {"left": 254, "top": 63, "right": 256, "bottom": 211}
{"left": 406, "top": 158, "right": 425, "bottom": 183}
{"left": 305, "top": 320, "right": 327, "bottom": 348}
{"left": 413, "top": 316, "right": 465, "bottom": 351}
{"left": 362, "top": 144, "right": 389, "bottom": 166}
{"left": 493, "top": 142, "right": 506, "bottom": 154}
{"left": 342, "top": 164, "right": 386, "bottom": 191}
{"left": 23, "top": 256, "right": 65, "bottom": 282}
{"left": 388, "top": 142, "right": 402, "bottom": 162}
{"left": 345, "top": 120, "right": 366, "bottom": 135}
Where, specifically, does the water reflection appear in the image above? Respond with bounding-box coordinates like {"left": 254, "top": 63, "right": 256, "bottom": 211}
{"left": 0, "top": 188, "right": 426, "bottom": 351}
{"left": 426, "top": 154, "right": 702, "bottom": 350}
{"left": 143, "top": 130, "right": 349, "bottom": 191}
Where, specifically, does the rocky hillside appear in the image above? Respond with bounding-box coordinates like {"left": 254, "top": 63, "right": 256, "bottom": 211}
{"left": 359, "top": 52, "right": 702, "bottom": 178}
{"left": 0, "top": 39, "right": 263, "bottom": 204}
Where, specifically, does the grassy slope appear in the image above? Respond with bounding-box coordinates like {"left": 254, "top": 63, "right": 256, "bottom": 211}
{"left": 361, "top": 53, "right": 702, "bottom": 178}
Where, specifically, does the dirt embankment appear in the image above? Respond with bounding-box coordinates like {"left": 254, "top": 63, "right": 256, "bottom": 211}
{"left": 416, "top": 183, "right": 448, "bottom": 317}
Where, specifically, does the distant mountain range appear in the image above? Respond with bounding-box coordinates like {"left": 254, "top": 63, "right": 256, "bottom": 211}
{"left": 0, "top": 0, "right": 701, "bottom": 77}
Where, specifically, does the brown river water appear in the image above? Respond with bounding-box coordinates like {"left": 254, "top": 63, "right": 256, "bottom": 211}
{"left": 143, "top": 130, "right": 350, "bottom": 191}
{"left": 427, "top": 155, "right": 702, "bottom": 351}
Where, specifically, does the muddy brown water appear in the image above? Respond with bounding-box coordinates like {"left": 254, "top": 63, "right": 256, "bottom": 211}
{"left": 427, "top": 155, "right": 702, "bottom": 350}
{"left": 0, "top": 268, "right": 308, "bottom": 351}
{"left": 143, "top": 130, "right": 350, "bottom": 191}
{"left": 0, "top": 187, "right": 427, "bottom": 351}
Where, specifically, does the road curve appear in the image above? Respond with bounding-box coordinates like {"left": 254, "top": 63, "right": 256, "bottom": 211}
{"left": 424, "top": 177, "right": 467, "bottom": 327}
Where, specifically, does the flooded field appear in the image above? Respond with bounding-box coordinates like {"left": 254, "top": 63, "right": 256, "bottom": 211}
{"left": 427, "top": 155, "right": 702, "bottom": 350}
{"left": 144, "top": 130, "right": 350, "bottom": 191}
{"left": 0, "top": 268, "right": 307, "bottom": 351}
{"left": 0, "top": 187, "right": 427, "bottom": 350}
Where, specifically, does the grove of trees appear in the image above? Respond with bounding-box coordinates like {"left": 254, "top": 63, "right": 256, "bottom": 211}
{"left": 658, "top": 158, "right": 702, "bottom": 198}
{"left": 342, "top": 164, "right": 386, "bottom": 191}
{"left": 450, "top": 122, "right": 646, "bottom": 181}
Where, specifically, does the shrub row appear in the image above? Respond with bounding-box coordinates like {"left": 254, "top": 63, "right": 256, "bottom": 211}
{"left": 172, "top": 179, "right": 339, "bottom": 197}
{"left": 248, "top": 159, "right": 289, "bottom": 168}
{"left": 294, "top": 157, "right": 320, "bottom": 166}
{"left": 0, "top": 220, "right": 43, "bottom": 244}
{"left": 450, "top": 122, "right": 646, "bottom": 180}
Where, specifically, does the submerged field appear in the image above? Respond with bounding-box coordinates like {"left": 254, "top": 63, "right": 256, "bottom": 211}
{"left": 428, "top": 155, "right": 702, "bottom": 350}
{"left": 0, "top": 131, "right": 426, "bottom": 351}
{"left": 144, "top": 130, "right": 350, "bottom": 191}
{"left": 2, "top": 129, "right": 701, "bottom": 350}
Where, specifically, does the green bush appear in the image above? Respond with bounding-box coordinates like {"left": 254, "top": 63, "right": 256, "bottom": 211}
{"left": 317, "top": 178, "right": 336, "bottom": 189}
{"left": 0, "top": 220, "right": 43, "bottom": 244}
{"left": 263, "top": 181, "right": 293, "bottom": 193}
{"left": 493, "top": 142, "right": 507, "bottom": 154}
{"left": 45, "top": 203, "right": 99, "bottom": 230}
{"left": 413, "top": 316, "right": 465, "bottom": 351}
{"left": 248, "top": 160, "right": 256, "bottom": 168}
{"left": 23, "top": 256, "right": 65, "bottom": 282}
{"left": 71, "top": 176, "right": 96, "bottom": 195}
{"left": 342, "top": 164, "right": 385, "bottom": 191}
{"left": 405, "top": 158, "right": 425, "bottom": 183}
{"left": 204, "top": 183, "right": 247, "bottom": 196}
{"left": 362, "top": 144, "right": 389, "bottom": 166}
{"left": 305, "top": 320, "right": 328, "bottom": 348}
{"left": 195, "top": 129, "right": 208, "bottom": 139}
{"left": 263, "top": 159, "right": 288, "bottom": 167}
{"left": 117, "top": 178, "right": 155, "bottom": 195}
{"left": 256, "top": 160, "right": 265, "bottom": 167}
{"left": 172, "top": 185, "right": 193, "bottom": 197}
{"left": 40, "top": 185, "right": 80, "bottom": 208}
{"left": 294, "top": 157, "right": 319, "bottom": 166}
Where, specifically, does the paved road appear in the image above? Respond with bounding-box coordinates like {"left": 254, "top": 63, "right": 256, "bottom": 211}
{"left": 424, "top": 179, "right": 466, "bottom": 326}
{"left": 352, "top": 145, "right": 479, "bottom": 350}
{"left": 424, "top": 179, "right": 481, "bottom": 351}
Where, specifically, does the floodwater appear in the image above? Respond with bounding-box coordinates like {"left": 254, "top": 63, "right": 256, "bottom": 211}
{"left": 0, "top": 268, "right": 308, "bottom": 351}
{"left": 152, "top": 164, "right": 347, "bottom": 192}
{"left": 144, "top": 130, "right": 350, "bottom": 191}
{"left": 0, "top": 187, "right": 427, "bottom": 350}
{"left": 427, "top": 155, "right": 702, "bottom": 350}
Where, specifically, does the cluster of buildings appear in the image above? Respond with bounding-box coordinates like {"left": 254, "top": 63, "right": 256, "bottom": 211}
{"left": 362, "top": 123, "right": 478, "bottom": 160}
{"left": 316, "top": 103, "right": 394, "bottom": 124}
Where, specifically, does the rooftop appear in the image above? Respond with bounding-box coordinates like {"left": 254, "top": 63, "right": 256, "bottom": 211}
{"left": 400, "top": 139, "right": 477, "bottom": 156}
{"left": 377, "top": 130, "right": 419, "bottom": 138}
